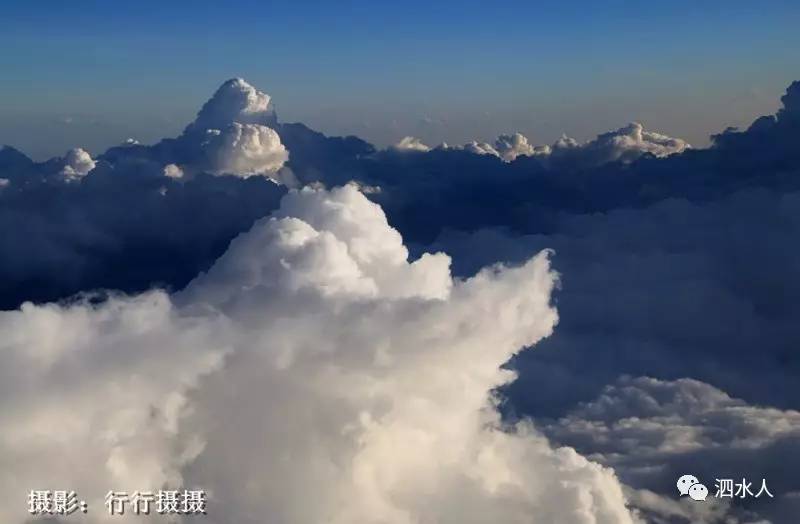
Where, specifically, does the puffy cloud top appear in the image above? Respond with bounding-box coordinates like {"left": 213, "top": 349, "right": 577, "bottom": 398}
{"left": 176, "top": 186, "right": 636, "bottom": 524}
{"left": 174, "top": 79, "right": 291, "bottom": 180}
{"left": 462, "top": 140, "right": 500, "bottom": 157}
{"left": 59, "top": 147, "right": 96, "bottom": 180}
{"left": 182, "top": 184, "right": 453, "bottom": 305}
{"left": 202, "top": 123, "right": 289, "bottom": 178}
{"left": 494, "top": 132, "right": 545, "bottom": 162}
{"left": 186, "top": 78, "right": 277, "bottom": 134}
{"left": 548, "top": 122, "right": 689, "bottom": 168}
{"left": 434, "top": 125, "right": 686, "bottom": 166}
{"left": 162, "top": 163, "right": 184, "bottom": 179}
{"left": 392, "top": 136, "right": 432, "bottom": 152}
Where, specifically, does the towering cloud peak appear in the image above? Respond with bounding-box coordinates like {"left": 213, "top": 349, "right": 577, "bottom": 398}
{"left": 59, "top": 147, "right": 96, "bottom": 181}
{"left": 173, "top": 79, "right": 289, "bottom": 180}
{"left": 0, "top": 185, "right": 641, "bottom": 524}
{"left": 494, "top": 132, "right": 550, "bottom": 162}
{"left": 186, "top": 78, "right": 277, "bottom": 134}
{"left": 182, "top": 184, "right": 453, "bottom": 305}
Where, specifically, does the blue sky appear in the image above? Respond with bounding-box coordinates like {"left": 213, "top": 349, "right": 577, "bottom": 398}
{"left": 2, "top": 0, "right": 799, "bottom": 159}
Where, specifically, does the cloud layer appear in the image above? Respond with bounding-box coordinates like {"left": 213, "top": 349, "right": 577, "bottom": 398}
{"left": 390, "top": 123, "right": 687, "bottom": 166}
{"left": 546, "top": 376, "right": 800, "bottom": 523}
{"left": 3, "top": 78, "right": 800, "bottom": 523}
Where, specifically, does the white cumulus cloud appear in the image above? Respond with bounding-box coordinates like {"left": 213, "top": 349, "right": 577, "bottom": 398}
{"left": 202, "top": 123, "right": 289, "bottom": 178}
{"left": 462, "top": 140, "right": 500, "bottom": 157}
{"left": 549, "top": 122, "right": 690, "bottom": 168}
{"left": 186, "top": 77, "right": 277, "bottom": 134}
{"left": 59, "top": 147, "right": 96, "bottom": 181}
{"left": 0, "top": 185, "right": 641, "bottom": 524}
{"left": 0, "top": 291, "right": 228, "bottom": 523}
{"left": 494, "top": 132, "right": 549, "bottom": 162}
{"left": 392, "top": 136, "right": 432, "bottom": 152}
{"left": 437, "top": 124, "right": 687, "bottom": 166}
{"left": 162, "top": 163, "right": 184, "bottom": 179}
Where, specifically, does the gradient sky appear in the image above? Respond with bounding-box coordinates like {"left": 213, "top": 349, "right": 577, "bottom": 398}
{"left": 2, "top": 0, "right": 799, "bottom": 159}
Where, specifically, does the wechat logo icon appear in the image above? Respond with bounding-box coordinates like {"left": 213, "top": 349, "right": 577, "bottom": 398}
{"left": 677, "top": 474, "right": 708, "bottom": 501}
